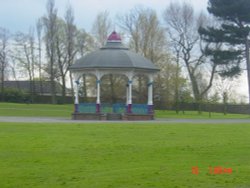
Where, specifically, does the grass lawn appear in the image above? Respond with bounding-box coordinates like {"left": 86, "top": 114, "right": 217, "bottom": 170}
{"left": 0, "top": 102, "right": 249, "bottom": 119}
{"left": 0, "top": 103, "right": 72, "bottom": 117}
{"left": 0, "top": 122, "right": 249, "bottom": 188}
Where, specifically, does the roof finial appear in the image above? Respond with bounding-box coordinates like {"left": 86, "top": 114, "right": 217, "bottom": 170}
{"left": 107, "top": 31, "right": 121, "bottom": 42}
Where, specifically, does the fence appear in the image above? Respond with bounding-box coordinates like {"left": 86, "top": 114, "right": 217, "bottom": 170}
{"left": 155, "top": 102, "right": 250, "bottom": 115}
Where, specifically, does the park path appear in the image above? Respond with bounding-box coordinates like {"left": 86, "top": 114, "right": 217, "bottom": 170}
{"left": 0, "top": 116, "right": 250, "bottom": 124}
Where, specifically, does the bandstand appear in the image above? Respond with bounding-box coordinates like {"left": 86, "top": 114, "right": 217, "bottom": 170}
{"left": 69, "top": 31, "right": 159, "bottom": 120}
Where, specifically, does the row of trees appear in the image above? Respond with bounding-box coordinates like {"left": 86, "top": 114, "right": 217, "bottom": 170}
{"left": 0, "top": 0, "right": 94, "bottom": 103}
{"left": 0, "top": 0, "right": 249, "bottom": 105}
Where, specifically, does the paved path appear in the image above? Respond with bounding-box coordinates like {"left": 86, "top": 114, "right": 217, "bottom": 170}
{"left": 0, "top": 116, "right": 250, "bottom": 124}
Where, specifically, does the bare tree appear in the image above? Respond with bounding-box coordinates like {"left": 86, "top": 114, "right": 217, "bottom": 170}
{"left": 92, "top": 11, "right": 112, "bottom": 47}
{"left": 53, "top": 4, "right": 78, "bottom": 103}
{"left": 119, "top": 7, "right": 166, "bottom": 61}
{"left": 54, "top": 18, "right": 67, "bottom": 101}
{"left": 14, "top": 30, "right": 37, "bottom": 102}
{"left": 214, "top": 76, "right": 241, "bottom": 104}
{"left": 64, "top": 4, "right": 78, "bottom": 98}
{"left": 163, "top": 2, "right": 217, "bottom": 106}
{"left": 76, "top": 29, "right": 93, "bottom": 57}
{"left": 9, "top": 55, "right": 21, "bottom": 91}
{"left": 118, "top": 7, "right": 141, "bottom": 53}
{"left": 29, "top": 28, "right": 36, "bottom": 98}
{"left": 36, "top": 18, "right": 44, "bottom": 94}
{"left": 119, "top": 7, "right": 174, "bottom": 103}
{"left": 43, "top": 0, "right": 58, "bottom": 104}
{"left": 0, "top": 27, "right": 10, "bottom": 101}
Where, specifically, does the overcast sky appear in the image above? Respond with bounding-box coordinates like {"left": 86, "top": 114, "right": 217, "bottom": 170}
{"left": 0, "top": 0, "right": 208, "bottom": 33}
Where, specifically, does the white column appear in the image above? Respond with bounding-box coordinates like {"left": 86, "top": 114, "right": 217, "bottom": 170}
{"left": 126, "top": 83, "right": 129, "bottom": 105}
{"left": 127, "top": 79, "right": 133, "bottom": 113}
{"left": 95, "top": 72, "right": 102, "bottom": 113}
{"left": 128, "top": 80, "right": 132, "bottom": 104}
{"left": 147, "top": 76, "right": 153, "bottom": 105}
{"left": 74, "top": 80, "right": 80, "bottom": 113}
{"left": 147, "top": 75, "right": 154, "bottom": 114}
{"left": 96, "top": 79, "right": 101, "bottom": 104}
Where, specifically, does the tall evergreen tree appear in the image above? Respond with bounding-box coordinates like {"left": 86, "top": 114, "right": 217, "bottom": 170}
{"left": 199, "top": 0, "right": 250, "bottom": 103}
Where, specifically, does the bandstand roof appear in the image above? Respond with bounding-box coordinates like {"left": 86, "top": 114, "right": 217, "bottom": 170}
{"left": 70, "top": 31, "right": 159, "bottom": 72}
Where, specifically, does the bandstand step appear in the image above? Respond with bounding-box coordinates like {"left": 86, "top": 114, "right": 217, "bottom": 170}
{"left": 107, "top": 113, "right": 122, "bottom": 120}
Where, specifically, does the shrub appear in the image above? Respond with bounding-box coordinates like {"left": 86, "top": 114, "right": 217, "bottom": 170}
{"left": 0, "top": 88, "right": 31, "bottom": 103}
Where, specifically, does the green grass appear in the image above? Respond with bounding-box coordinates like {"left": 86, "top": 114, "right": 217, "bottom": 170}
{"left": 0, "top": 103, "right": 72, "bottom": 117}
{"left": 0, "top": 102, "right": 249, "bottom": 119}
{"left": 0, "top": 122, "right": 250, "bottom": 188}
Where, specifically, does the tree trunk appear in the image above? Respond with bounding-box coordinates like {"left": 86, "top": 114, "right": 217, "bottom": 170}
{"left": 50, "top": 56, "right": 56, "bottom": 104}
{"left": 175, "top": 62, "right": 180, "bottom": 114}
{"left": 61, "top": 75, "right": 66, "bottom": 104}
{"left": 70, "top": 71, "right": 74, "bottom": 101}
{"left": 51, "top": 79, "right": 56, "bottom": 104}
{"left": 29, "top": 73, "right": 34, "bottom": 103}
{"left": 1, "top": 67, "right": 4, "bottom": 101}
{"left": 188, "top": 73, "right": 203, "bottom": 114}
{"left": 38, "top": 38, "right": 43, "bottom": 95}
{"left": 189, "top": 73, "right": 201, "bottom": 102}
{"left": 246, "top": 39, "right": 250, "bottom": 106}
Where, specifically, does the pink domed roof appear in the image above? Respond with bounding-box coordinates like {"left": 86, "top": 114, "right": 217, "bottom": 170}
{"left": 107, "top": 31, "right": 121, "bottom": 42}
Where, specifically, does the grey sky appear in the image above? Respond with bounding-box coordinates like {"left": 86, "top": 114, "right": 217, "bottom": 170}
{"left": 0, "top": 0, "right": 208, "bottom": 33}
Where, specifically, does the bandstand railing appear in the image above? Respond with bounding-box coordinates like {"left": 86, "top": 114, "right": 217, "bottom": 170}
{"left": 78, "top": 103, "right": 96, "bottom": 113}
{"left": 131, "top": 104, "right": 148, "bottom": 114}
{"left": 113, "top": 103, "right": 126, "bottom": 113}
{"left": 78, "top": 103, "right": 151, "bottom": 114}
{"left": 100, "top": 103, "right": 112, "bottom": 113}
